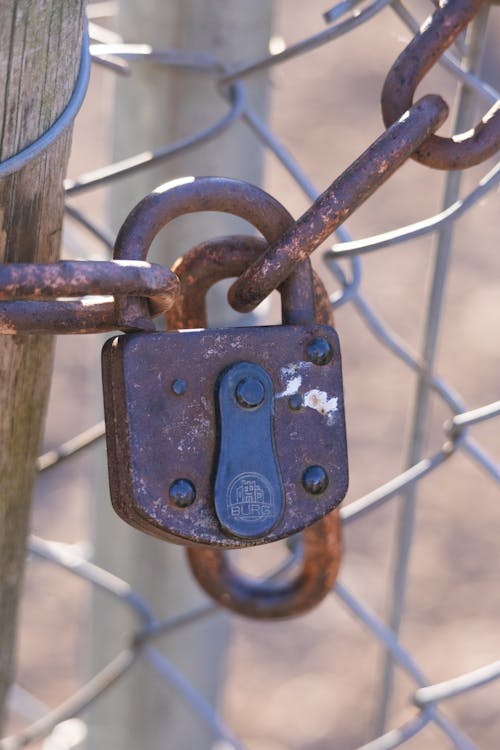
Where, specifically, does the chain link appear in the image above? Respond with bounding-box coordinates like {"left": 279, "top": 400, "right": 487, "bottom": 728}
{"left": 381, "top": 0, "right": 500, "bottom": 168}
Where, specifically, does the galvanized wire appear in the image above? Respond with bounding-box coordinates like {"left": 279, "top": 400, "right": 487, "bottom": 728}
{"left": 0, "top": 25, "right": 91, "bottom": 178}
{"left": 377, "top": 5, "right": 494, "bottom": 732}
{"left": 3, "top": 3, "right": 499, "bottom": 749}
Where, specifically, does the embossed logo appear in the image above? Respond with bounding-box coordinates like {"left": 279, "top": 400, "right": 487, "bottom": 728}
{"left": 227, "top": 473, "right": 275, "bottom": 523}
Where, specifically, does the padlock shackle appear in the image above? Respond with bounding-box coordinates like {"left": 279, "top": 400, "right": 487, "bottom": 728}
{"left": 115, "top": 177, "right": 293, "bottom": 260}
{"left": 175, "top": 239, "right": 342, "bottom": 618}
{"left": 187, "top": 511, "right": 341, "bottom": 619}
{"left": 113, "top": 176, "right": 314, "bottom": 329}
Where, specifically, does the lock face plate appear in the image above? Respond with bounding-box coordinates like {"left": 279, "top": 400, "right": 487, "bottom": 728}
{"left": 214, "top": 361, "right": 284, "bottom": 540}
{"left": 102, "top": 324, "right": 348, "bottom": 548}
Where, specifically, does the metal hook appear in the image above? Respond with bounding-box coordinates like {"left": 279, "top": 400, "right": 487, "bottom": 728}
{"left": 381, "top": 0, "right": 500, "bottom": 169}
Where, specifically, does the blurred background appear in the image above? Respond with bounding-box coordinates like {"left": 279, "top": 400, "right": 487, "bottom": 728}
{"left": 4, "top": 1, "right": 500, "bottom": 748}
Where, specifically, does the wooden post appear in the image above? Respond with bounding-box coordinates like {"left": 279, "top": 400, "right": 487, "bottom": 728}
{"left": 87, "top": 2, "right": 273, "bottom": 748}
{"left": 0, "top": 0, "right": 85, "bottom": 731}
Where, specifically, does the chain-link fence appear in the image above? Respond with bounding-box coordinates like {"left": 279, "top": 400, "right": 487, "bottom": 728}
{"left": 2, "top": 0, "right": 500, "bottom": 748}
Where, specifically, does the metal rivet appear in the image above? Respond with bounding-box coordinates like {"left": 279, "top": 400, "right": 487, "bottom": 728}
{"left": 171, "top": 378, "right": 187, "bottom": 395}
{"left": 169, "top": 479, "right": 196, "bottom": 507}
{"left": 235, "top": 377, "right": 265, "bottom": 409}
{"left": 302, "top": 465, "right": 329, "bottom": 495}
{"left": 288, "top": 393, "right": 302, "bottom": 410}
{"left": 306, "top": 337, "right": 333, "bottom": 366}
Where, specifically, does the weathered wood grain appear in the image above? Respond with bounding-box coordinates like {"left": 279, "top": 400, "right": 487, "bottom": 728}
{"left": 0, "top": 0, "right": 85, "bottom": 729}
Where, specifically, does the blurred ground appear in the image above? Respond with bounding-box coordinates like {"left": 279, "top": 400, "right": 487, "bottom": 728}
{"left": 6, "top": 1, "right": 500, "bottom": 749}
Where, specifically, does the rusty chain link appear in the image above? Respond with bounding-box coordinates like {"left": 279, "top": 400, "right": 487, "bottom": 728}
{"left": 227, "top": 95, "right": 448, "bottom": 312}
{"left": 0, "top": 260, "right": 179, "bottom": 334}
{"left": 381, "top": 0, "right": 500, "bottom": 169}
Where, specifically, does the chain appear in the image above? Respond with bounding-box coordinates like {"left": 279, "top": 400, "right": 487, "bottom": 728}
{"left": 0, "top": 260, "right": 178, "bottom": 333}
{"left": 0, "top": 0, "right": 497, "bottom": 332}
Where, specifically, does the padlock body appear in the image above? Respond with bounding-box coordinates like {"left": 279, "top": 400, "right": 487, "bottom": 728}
{"left": 102, "top": 324, "right": 348, "bottom": 548}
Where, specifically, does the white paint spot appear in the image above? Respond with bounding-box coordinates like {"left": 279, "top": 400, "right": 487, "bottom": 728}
{"left": 303, "top": 389, "right": 338, "bottom": 425}
{"left": 276, "top": 361, "right": 312, "bottom": 398}
{"left": 280, "top": 362, "right": 312, "bottom": 377}
{"left": 277, "top": 375, "right": 302, "bottom": 398}
{"left": 276, "top": 362, "right": 338, "bottom": 423}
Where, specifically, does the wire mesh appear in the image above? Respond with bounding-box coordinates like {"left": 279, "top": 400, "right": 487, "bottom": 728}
{"left": 2, "top": 1, "right": 499, "bottom": 748}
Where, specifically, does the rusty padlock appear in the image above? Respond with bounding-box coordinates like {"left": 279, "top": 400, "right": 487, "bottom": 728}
{"left": 170, "top": 233, "right": 345, "bottom": 617}
{"left": 102, "top": 176, "right": 348, "bottom": 550}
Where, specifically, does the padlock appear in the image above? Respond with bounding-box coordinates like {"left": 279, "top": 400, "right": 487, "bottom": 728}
{"left": 102, "top": 177, "right": 348, "bottom": 552}
{"left": 171, "top": 233, "right": 344, "bottom": 617}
